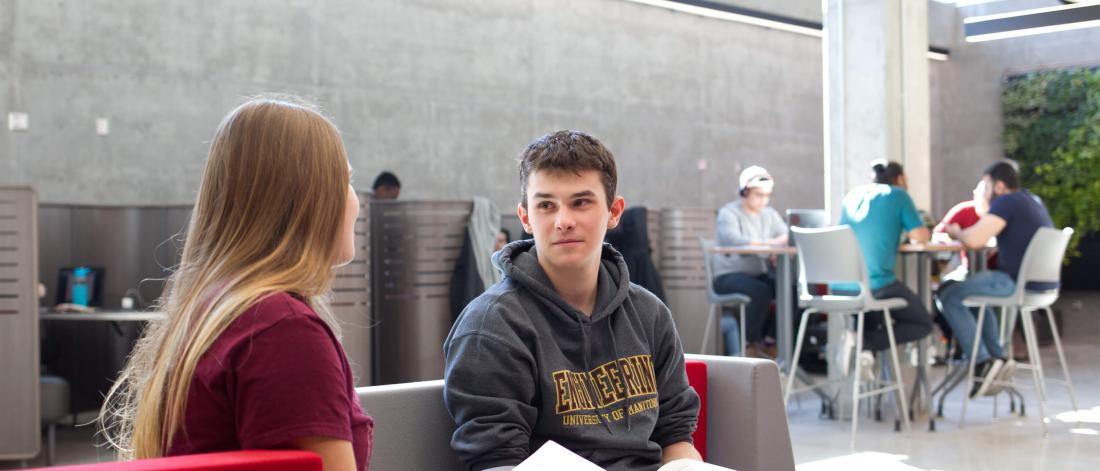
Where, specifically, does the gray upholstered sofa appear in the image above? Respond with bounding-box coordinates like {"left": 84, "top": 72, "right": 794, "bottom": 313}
{"left": 357, "top": 354, "right": 795, "bottom": 471}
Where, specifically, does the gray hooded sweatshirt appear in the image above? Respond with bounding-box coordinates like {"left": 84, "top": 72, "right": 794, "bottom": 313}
{"left": 443, "top": 240, "right": 699, "bottom": 471}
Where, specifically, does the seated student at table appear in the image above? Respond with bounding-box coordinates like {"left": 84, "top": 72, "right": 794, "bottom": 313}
{"left": 99, "top": 98, "right": 373, "bottom": 470}
{"left": 713, "top": 166, "right": 787, "bottom": 357}
{"left": 940, "top": 160, "right": 1052, "bottom": 398}
{"left": 444, "top": 130, "right": 701, "bottom": 471}
{"left": 934, "top": 179, "right": 998, "bottom": 283}
{"left": 836, "top": 160, "right": 933, "bottom": 353}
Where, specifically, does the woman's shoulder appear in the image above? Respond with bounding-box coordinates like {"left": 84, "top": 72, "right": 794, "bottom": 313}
{"left": 218, "top": 292, "right": 330, "bottom": 348}
{"left": 239, "top": 292, "right": 320, "bottom": 327}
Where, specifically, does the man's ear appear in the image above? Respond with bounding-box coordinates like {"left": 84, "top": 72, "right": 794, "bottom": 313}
{"left": 607, "top": 196, "right": 626, "bottom": 230}
{"left": 517, "top": 203, "right": 533, "bottom": 234}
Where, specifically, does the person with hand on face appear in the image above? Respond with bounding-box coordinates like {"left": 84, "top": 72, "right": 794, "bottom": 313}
{"left": 713, "top": 166, "right": 788, "bottom": 358}
{"left": 934, "top": 179, "right": 997, "bottom": 283}
{"left": 940, "top": 160, "right": 1053, "bottom": 398}
{"left": 444, "top": 130, "right": 701, "bottom": 471}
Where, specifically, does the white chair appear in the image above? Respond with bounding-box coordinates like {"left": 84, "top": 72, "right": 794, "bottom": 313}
{"left": 960, "top": 227, "right": 1078, "bottom": 434}
{"left": 784, "top": 226, "right": 911, "bottom": 448}
{"left": 700, "top": 237, "right": 751, "bottom": 356}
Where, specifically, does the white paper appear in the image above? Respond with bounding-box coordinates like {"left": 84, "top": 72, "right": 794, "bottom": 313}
{"left": 513, "top": 441, "right": 604, "bottom": 471}
{"left": 657, "top": 459, "right": 736, "bottom": 471}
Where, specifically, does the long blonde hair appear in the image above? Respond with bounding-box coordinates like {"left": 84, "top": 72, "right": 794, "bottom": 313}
{"left": 99, "top": 97, "right": 351, "bottom": 459}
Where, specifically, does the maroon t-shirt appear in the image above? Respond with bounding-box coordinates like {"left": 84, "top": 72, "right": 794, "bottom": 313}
{"left": 167, "top": 292, "right": 373, "bottom": 470}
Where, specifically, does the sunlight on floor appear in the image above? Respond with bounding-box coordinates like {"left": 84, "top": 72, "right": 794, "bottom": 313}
{"left": 796, "top": 452, "right": 946, "bottom": 471}
{"left": 1054, "top": 405, "right": 1100, "bottom": 425}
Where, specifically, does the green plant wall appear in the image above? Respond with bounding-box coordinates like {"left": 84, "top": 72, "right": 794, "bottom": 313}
{"left": 1002, "top": 67, "right": 1100, "bottom": 257}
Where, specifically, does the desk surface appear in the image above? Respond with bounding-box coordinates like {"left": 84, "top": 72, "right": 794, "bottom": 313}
{"left": 40, "top": 311, "right": 168, "bottom": 322}
{"left": 710, "top": 245, "right": 798, "bottom": 255}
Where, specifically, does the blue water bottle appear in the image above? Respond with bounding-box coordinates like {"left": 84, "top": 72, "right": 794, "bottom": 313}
{"left": 71, "top": 267, "right": 91, "bottom": 306}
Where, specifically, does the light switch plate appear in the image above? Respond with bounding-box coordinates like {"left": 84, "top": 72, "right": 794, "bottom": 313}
{"left": 7, "top": 112, "right": 28, "bottom": 131}
{"left": 95, "top": 117, "right": 110, "bottom": 136}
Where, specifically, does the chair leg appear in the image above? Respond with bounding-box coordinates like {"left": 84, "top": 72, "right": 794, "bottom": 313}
{"left": 702, "top": 304, "right": 717, "bottom": 354}
{"left": 1020, "top": 308, "right": 1048, "bottom": 435}
{"left": 784, "top": 308, "right": 817, "bottom": 406}
{"left": 961, "top": 304, "right": 988, "bottom": 429}
{"left": 1043, "top": 307, "right": 1079, "bottom": 412}
{"left": 993, "top": 306, "right": 1009, "bottom": 418}
{"left": 46, "top": 423, "right": 56, "bottom": 465}
{"left": 739, "top": 304, "right": 747, "bottom": 358}
{"left": 883, "top": 308, "right": 911, "bottom": 433}
{"left": 851, "top": 311, "right": 866, "bottom": 449}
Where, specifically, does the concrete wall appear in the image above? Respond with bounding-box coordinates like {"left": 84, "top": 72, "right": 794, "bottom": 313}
{"left": 0, "top": 0, "right": 823, "bottom": 214}
{"left": 1, "top": 0, "right": 1097, "bottom": 219}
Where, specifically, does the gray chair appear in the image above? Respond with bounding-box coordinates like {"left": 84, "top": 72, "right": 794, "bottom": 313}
{"left": 960, "top": 227, "right": 1078, "bottom": 434}
{"left": 699, "top": 237, "right": 751, "bottom": 356}
{"left": 785, "top": 209, "right": 828, "bottom": 245}
{"left": 785, "top": 225, "right": 911, "bottom": 448}
{"left": 39, "top": 375, "right": 70, "bottom": 465}
{"left": 356, "top": 355, "right": 796, "bottom": 471}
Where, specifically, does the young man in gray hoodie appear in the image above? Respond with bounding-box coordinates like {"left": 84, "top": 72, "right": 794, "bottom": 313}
{"left": 444, "top": 131, "right": 701, "bottom": 471}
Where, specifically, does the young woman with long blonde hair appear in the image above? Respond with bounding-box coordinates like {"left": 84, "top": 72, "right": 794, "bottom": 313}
{"left": 99, "top": 97, "right": 373, "bottom": 470}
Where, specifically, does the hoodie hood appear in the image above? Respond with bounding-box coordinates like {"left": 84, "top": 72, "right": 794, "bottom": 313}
{"left": 493, "top": 239, "right": 631, "bottom": 324}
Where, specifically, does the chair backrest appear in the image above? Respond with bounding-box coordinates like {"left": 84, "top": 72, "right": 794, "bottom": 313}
{"left": 684, "top": 360, "right": 708, "bottom": 461}
{"left": 699, "top": 237, "right": 722, "bottom": 300}
{"left": 1012, "top": 227, "right": 1073, "bottom": 301}
{"left": 357, "top": 380, "right": 463, "bottom": 471}
{"left": 785, "top": 209, "right": 828, "bottom": 246}
{"left": 791, "top": 225, "right": 869, "bottom": 298}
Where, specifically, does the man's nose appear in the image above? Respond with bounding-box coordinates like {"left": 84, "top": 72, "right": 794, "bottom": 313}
{"left": 555, "top": 209, "right": 576, "bottom": 232}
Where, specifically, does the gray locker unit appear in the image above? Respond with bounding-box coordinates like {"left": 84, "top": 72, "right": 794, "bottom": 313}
{"left": 0, "top": 187, "right": 39, "bottom": 459}
{"left": 331, "top": 194, "right": 372, "bottom": 386}
{"left": 655, "top": 208, "right": 718, "bottom": 355}
{"left": 371, "top": 201, "right": 471, "bottom": 385}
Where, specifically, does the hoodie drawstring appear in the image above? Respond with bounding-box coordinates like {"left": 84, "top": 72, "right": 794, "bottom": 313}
{"left": 579, "top": 321, "right": 614, "bottom": 435}
{"left": 608, "top": 320, "right": 632, "bottom": 432}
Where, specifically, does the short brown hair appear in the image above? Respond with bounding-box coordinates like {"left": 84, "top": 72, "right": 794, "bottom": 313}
{"left": 518, "top": 130, "right": 618, "bottom": 209}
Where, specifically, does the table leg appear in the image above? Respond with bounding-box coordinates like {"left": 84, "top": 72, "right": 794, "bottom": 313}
{"left": 778, "top": 253, "right": 793, "bottom": 369}
{"left": 779, "top": 253, "right": 832, "bottom": 404}
{"left": 911, "top": 253, "right": 932, "bottom": 419}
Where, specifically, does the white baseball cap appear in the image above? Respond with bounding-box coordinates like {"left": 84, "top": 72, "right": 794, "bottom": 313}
{"left": 739, "top": 166, "right": 774, "bottom": 191}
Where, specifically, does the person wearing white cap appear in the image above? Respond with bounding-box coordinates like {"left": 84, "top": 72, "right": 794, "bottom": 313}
{"left": 713, "top": 166, "right": 788, "bottom": 358}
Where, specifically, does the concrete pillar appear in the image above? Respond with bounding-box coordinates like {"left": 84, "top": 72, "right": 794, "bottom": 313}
{"left": 822, "top": 0, "right": 930, "bottom": 418}
{"left": 823, "top": 0, "right": 930, "bottom": 220}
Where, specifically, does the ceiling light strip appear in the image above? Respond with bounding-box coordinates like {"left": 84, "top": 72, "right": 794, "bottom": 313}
{"left": 964, "top": 2, "right": 1100, "bottom": 42}
{"left": 621, "top": 0, "right": 951, "bottom": 60}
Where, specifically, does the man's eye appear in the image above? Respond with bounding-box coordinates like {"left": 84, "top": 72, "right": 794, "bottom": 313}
{"left": 538, "top": 202, "right": 554, "bottom": 210}
{"left": 574, "top": 199, "right": 591, "bottom": 207}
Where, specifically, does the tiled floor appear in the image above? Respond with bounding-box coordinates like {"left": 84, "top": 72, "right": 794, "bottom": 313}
{"left": 788, "top": 290, "right": 1100, "bottom": 471}
{"left": 3, "top": 291, "right": 1098, "bottom": 470}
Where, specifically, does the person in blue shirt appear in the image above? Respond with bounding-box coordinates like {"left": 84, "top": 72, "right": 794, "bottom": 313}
{"left": 942, "top": 160, "right": 1053, "bottom": 398}
{"left": 837, "top": 160, "right": 933, "bottom": 357}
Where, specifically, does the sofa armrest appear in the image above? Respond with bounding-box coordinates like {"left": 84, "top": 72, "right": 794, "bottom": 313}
{"left": 35, "top": 451, "right": 321, "bottom": 471}
{"left": 685, "top": 354, "right": 795, "bottom": 471}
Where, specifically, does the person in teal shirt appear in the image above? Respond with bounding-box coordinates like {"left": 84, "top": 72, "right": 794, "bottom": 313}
{"left": 837, "top": 160, "right": 932, "bottom": 352}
